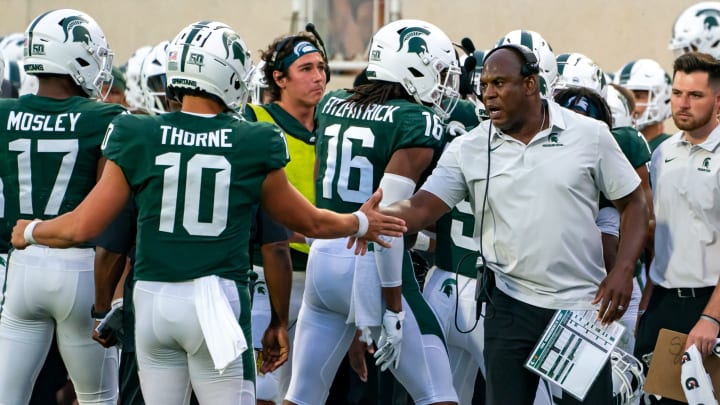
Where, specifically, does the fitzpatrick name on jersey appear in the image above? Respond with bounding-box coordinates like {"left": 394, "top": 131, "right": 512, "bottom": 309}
{"left": 7, "top": 111, "right": 81, "bottom": 132}
{"left": 320, "top": 96, "right": 400, "bottom": 123}
{"left": 160, "top": 125, "right": 233, "bottom": 148}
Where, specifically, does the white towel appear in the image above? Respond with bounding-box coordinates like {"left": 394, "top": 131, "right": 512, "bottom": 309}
{"left": 680, "top": 343, "right": 719, "bottom": 405}
{"left": 346, "top": 253, "right": 383, "bottom": 329}
{"left": 194, "top": 275, "right": 247, "bottom": 374}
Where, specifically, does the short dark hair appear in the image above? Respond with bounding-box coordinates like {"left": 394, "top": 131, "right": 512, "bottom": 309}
{"left": 260, "top": 33, "right": 325, "bottom": 102}
{"left": 673, "top": 52, "right": 720, "bottom": 87}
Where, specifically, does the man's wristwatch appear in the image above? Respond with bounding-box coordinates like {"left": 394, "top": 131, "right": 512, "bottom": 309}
{"left": 91, "top": 305, "right": 110, "bottom": 320}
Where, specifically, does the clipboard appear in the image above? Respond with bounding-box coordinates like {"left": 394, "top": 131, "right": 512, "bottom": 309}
{"left": 644, "top": 328, "right": 720, "bottom": 403}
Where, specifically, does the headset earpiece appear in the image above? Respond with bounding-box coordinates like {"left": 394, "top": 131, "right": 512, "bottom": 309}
{"left": 268, "top": 36, "right": 293, "bottom": 72}
{"left": 484, "top": 44, "right": 539, "bottom": 77}
{"left": 305, "top": 22, "right": 331, "bottom": 83}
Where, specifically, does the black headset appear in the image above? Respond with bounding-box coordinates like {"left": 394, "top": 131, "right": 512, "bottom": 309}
{"left": 267, "top": 23, "right": 331, "bottom": 83}
{"left": 484, "top": 43, "right": 540, "bottom": 77}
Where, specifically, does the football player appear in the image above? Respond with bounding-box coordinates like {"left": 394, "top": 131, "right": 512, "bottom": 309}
{"left": 284, "top": 19, "right": 460, "bottom": 405}
{"left": 122, "top": 45, "right": 153, "bottom": 112}
{"left": 244, "top": 29, "right": 328, "bottom": 405}
{"left": 614, "top": 59, "right": 673, "bottom": 152}
{"left": 9, "top": 20, "right": 405, "bottom": 405}
{"left": 0, "top": 9, "right": 122, "bottom": 404}
{"left": 669, "top": 2, "right": 720, "bottom": 60}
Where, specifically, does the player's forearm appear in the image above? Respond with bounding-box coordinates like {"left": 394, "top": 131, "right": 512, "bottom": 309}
{"left": 261, "top": 242, "right": 292, "bottom": 328}
{"left": 612, "top": 187, "right": 649, "bottom": 275}
{"left": 93, "top": 247, "right": 127, "bottom": 312}
{"left": 382, "top": 196, "right": 442, "bottom": 235}
{"left": 382, "top": 286, "right": 402, "bottom": 313}
{"left": 301, "top": 209, "right": 362, "bottom": 239}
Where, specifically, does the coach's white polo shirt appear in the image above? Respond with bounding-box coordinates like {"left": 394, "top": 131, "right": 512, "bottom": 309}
{"left": 422, "top": 101, "right": 640, "bottom": 309}
{"left": 649, "top": 125, "right": 720, "bottom": 288}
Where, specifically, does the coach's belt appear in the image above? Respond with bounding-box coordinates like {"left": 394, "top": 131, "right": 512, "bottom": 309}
{"left": 656, "top": 286, "right": 715, "bottom": 299}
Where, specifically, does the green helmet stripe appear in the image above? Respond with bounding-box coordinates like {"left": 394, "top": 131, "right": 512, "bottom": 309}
{"left": 26, "top": 9, "right": 54, "bottom": 57}
{"left": 180, "top": 26, "right": 203, "bottom": 72}
{"left": 619, "top": 61, "right": 636, "bottom": 84}
{"left": 556, "top": 53, "right": 570, "bottom": 75}
{"left": 520, "top": 30, "right": 534, "bottom": 50}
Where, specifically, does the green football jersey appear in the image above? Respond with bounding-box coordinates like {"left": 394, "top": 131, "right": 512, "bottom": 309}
{"left": 612, "top": 126, "right": 651, "bottom": 169}
{"left": 434, "top": 198, "right": 479, "bottom": 278}
{"left": 648, "top": 132, "right": 671, "bottom": 153}
{"left": 433, "top": 101, "right": 482, "bottom": 278}
{"left": 102, "top": 112, "right": 289, "bottom": 283}
{"left": 0, "top": 95, "right": 124, "bottom": 252}
{"left": 315, "top": 89, "right": 444, "bottom": 213}
{"left": 448, "top": 99, "right": 480, "bottom": 131}
{"left": 599, "top": 126, "right": 652, "bottom": 209}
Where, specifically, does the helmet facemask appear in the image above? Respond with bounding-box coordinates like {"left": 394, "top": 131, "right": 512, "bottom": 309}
{"left": 423, "top": 60, "right": 460, "bottom": 120}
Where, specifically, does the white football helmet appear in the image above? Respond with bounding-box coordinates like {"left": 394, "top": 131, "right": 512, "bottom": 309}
{"left": 0, "top": 33, "right": 25, "bottom": 62}
{"left": 1, "top": 32, "right": 39, "bottom": 96}
{"left": 496, "top": 30, "right": 557, "bottom": 98}
{"left": 605, "top": 85, "right": 635, "bottom": 129}
{"left": 140, "top": 41, "right": 170, "bottom": 114}
{"left": 555, "top": 52, "right": 608, "bottom": 97}
{"left": 23, "top": 9, "right": 113, "bottom": 98}
{"left": 365, "top": 19, "right": 461, "bottom": 120}
{"left": 123, "top": 45, "right": 152, "bottom": 110}
{"left": 670, "top": 2, "right": 720, "bottom": 59}
{"left": 611, "top": 348, "right": 645, "bottom": 405}
{"left": 614, "top": 59, "right": 671, "bottom": 130}
{"left": 166, "top": 21, "right": 255, "bottom": 111}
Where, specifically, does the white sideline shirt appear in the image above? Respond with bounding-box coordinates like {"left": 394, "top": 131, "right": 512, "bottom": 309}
{"left": 422, "top": 101, "right": 640, "bottom": 309}
{"left": 650, "top": 127, "right": 720, "bottom": 288}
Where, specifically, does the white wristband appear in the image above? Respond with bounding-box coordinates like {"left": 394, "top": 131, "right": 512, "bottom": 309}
{"left": 352, "top": 211, "right": 369, "bottom": 237}
{"left": 413, "top": 232, "right": 431, "bottom": 251}
{"left": 24, "top": 220, "right": 42, "bottom": 245}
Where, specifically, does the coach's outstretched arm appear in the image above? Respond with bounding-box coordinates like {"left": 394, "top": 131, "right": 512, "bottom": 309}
{"left": 381, "top": 190, "right": 451, "bottom": 235}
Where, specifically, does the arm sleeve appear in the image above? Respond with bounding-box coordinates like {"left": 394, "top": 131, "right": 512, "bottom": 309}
{"left": 374, "top": 174, "right": 416, "bottom": 287}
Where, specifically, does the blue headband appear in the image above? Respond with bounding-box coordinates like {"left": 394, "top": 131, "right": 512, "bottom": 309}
{"left": 276, "top": 41, "right": 320, "bottom": 71}
{"left": 563, "top": 95, "right": 602, "bottom": 120}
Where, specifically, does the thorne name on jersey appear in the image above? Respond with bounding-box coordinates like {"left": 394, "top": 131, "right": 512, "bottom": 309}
{"left": 160, "top": 125, "right": 233, "bottom": 148}
{"left": 6, "top": 111, "right": 81, "bottom": 132}
{"left": 320, "top": 96, "right": 400, "bottom": 123}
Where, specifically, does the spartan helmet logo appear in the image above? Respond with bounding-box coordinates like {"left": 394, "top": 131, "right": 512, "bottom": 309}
{"left": 440, "top": 278, "right": 457, "bottom": 298}
{"left": 397, "top": 27, "right": 431, "bottom": 57}
{"left": 222, "top": 31, "right": 246, "bottom": 65}
{"left": 697, "top": 8, "right": 720, "bottom": 31}
{"left": 61, "top": 15, "right": 91, "bottom": 45}
{"left": 549, "top": 134, "right": 559, "bottom": 143}
{"left": 703, "top": 157, "right": 712, "bottom": 169}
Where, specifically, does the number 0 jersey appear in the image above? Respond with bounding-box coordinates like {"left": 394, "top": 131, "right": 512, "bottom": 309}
{"left": 315, "top": 89, "right": 444, "bottom": 213}
{"left": 102, "top": 112, "right": 289, "bottom": 283}
{"left": 0, "top": 95, "right": 125, "bottom": 252}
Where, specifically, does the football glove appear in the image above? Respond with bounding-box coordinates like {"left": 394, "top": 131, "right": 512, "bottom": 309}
{"left": 374, "top": 309, "right": 405, "bottom": 371}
